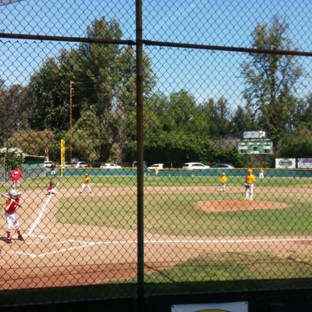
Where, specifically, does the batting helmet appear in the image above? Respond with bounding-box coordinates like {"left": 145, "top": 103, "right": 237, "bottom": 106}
{"left": 247, "top": 168, "right": 253, "bottom": 173}
{"left": 9, "top": 189, "right": 20, "bottom": 198}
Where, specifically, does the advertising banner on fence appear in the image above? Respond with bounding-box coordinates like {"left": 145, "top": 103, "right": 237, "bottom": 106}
{"left": 171, "top": 301, "right": 248, "bottom": 312}
{"left": 298, "top": 158, "right": 312, "bottom": 169}
{"left": 275, "top": 158, "right": 296, "bottom": 168}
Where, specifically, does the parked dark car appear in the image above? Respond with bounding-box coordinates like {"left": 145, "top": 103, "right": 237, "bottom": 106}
{"left": 89, "top": 162, "right": 104, "bottom": 168}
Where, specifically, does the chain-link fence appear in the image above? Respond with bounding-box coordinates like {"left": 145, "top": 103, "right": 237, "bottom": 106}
{"left": 1, "top": 0, "right": 312, "bottom": 311}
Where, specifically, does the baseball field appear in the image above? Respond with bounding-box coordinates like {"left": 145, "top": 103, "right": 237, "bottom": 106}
{"left": 1, "top": 174, "right": 312, "bottom": 304}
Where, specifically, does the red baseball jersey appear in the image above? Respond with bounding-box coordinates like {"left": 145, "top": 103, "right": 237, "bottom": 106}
{"left": 11, "top": 168, "right": 22, "bottom": 182}
{"left": 5, "top": 198, "right": 21, "bottom": 214}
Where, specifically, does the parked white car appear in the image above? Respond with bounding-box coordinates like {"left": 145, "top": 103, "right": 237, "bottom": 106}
{"left": 44, "top": 161, "right": 53, "bottom": 168}
{"left": 75, "top": 161, "right": 88, "bottom": 168}
{"left": 147, "top": 163, "right": 164, "bottom": 170}
{"left": 100, "top": 163, "right": 122, "bottom": 169}
{"left": 182, "top": 162, "right": 210, "bottom": 170}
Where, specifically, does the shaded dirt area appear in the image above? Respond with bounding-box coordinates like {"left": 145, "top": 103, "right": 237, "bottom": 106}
{"left": 0, "top": 185, "right": 310, "bottom": 290}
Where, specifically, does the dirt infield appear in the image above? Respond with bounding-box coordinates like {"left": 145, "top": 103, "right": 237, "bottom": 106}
{"left": 0, "top": 185, "right": 311, "bottom": 290}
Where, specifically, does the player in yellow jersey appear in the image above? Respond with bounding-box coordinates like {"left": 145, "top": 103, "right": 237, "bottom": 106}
{"left": 259, "top": 167, "right": 264, "bottom": 178}
{"left": 79, "top": 173, "right": 92, "bottom": 194}
{"left": 245, "top": 168, "right": 256, "bottom": 200}
{"left": 220, "top": 172, "right": 227, "bottom": 192}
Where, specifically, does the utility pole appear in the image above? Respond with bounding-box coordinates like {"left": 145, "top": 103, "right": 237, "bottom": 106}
{"left": 69, "top": 81, "right": 73, "bottom": 163}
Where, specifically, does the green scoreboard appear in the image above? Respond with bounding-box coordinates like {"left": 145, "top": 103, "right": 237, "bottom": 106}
{"left": 238, "top": 141, "right": 273, "bottom": 155}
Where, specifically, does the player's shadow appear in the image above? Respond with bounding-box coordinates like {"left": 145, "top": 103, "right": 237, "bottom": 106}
{"left": 0, "top": 237, "right": 9, "bottom": 242}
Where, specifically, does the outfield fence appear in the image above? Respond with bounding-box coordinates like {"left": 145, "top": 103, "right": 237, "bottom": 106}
{"left": 56, "top": 168, "right": 312, "bottom": 178}
{"left": 1, "top": 1, "right": 312, "bottom": 311}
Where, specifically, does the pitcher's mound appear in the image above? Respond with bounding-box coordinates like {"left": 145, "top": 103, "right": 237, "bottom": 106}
{"left": 196, "top": 199, "right": 289, "bottom": 213}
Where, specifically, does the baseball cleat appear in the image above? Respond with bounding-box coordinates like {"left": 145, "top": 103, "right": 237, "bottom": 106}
{"left": 5, "top": 238, "right": 12, "bottom": 244}
{"left": 17, "top": 235, "right": 24, "bottom": 241}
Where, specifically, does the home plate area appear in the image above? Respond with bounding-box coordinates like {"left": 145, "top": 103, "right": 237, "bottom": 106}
{"left": 9, "top": 234, "right": 101, "bottom": 260}
{"left": 9, "top": 235, "right": 113, "bottom": 264}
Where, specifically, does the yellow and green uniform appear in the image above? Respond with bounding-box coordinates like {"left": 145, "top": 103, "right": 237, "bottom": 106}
{"left": 245, "top": 172, "right": 256, "bottom": 200}
{"left": 220, "top": 174, "right": 227, "bottom": 192}
{"left": 245, "top": 173, "right": 256, "bottom": 184}
{"left": 79, "top": 175, "right": 92, "bottom": 193}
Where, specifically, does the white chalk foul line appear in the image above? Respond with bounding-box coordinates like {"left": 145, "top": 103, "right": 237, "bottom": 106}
{"left": 11, "top": 242, "right": 95, "bottom": 258}
{"left": 27, "top": 197, "right": 51, "bottom": 236}
{"left": 10, "top": 237, "right": 312, "bottom": 259}
{"left": 27, "top": 182, "right": 59, "bottom": 236}
{"left": 13, "top": 251, "right": 37, "bottom": 259}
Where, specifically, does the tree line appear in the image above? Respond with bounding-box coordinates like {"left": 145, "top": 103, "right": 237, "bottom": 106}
{"left": 0, "top": 15, "right": 312, "bottom": 168}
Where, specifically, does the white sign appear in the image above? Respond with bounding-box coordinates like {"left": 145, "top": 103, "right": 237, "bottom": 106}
{"left": 275, "top": 158, "right": 296, "bottom": 168}
{"left": 298, "top": 158, "right": 312, "bottom": 169}
{"left": 243, "top": 131, "right": 266, "bottom": 140}
{"left": 171, "top": 301, "right": 248, "bottom": 312}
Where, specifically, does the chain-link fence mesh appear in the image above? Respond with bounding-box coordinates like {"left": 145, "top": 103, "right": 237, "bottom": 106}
{"left": 1, "top": 0, "right": 312, "bottom": 309}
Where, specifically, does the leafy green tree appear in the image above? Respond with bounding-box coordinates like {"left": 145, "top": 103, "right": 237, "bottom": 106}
{"left": 0, "top": 77, "right": 6, "bottom": 92}
{"left": 25, "top": 17, "right": 156, "bottom": 164}
{"left": 150, "top": 90, "right": 210, "bottom": 136}
{"left": 8, "top": 130, "right": 54, "bottom": 158}
{"left": 230, "top": 103, "right": 255, "bottom": 138}
{"left": 27, "top": 17, "right": 156, "bottom": 163}
{"left": 67, "top": 17, "right": 155, "bottom": 117}
{"left": 277, "top": 123, "right": 312, "bottom": 157}
{"left": 0, "top": 147, "right": 25, "bottom": 170}
{"left": 292, "top": 95, "right": 312, "bottom": 128}
{"left": 0, "top": 84, "right": 30, "bottom": 146}
{"left": 144, "top": 131, "right": 211, "bottom": 165}
{"left": 241, "top": 16, "right": 302, "bottom": 143}
{"left": 142, "top": 90, "right": 211, "bottom": 164}
{"left": 27, "top": 58, "right": 69, "bottom": 130}
{"left": 201, "top": 97, "right": 231, "bottom": 139}
{"left": 69, "top": 110, "right": 102, "bottom": 162}
{"left": 207, "top": 144, "right": 245, "bottom": 168}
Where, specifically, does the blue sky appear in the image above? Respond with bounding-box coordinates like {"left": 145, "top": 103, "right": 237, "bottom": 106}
{"left": 1, "top": 0, "right": 312, "bottom": 109}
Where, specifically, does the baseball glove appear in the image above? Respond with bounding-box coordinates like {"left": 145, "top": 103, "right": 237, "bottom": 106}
{"left": 244, "top": 183, "right": 251, "bottom": 188}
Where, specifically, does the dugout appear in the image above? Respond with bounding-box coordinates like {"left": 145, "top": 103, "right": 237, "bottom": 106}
{"left": 22, "top": 155, "right": 46, "bottom": 179}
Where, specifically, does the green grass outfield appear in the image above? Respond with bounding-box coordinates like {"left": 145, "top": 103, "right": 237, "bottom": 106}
{"left": 37, "top": 174, "right": 312, "bottom": 188}
{"left": 48, "top": 175, "right": 312, "bottom": 236}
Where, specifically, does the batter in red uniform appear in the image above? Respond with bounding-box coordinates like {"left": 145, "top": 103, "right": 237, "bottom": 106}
{"left": 11, "top": 165, "right": 22, "bottom": 189}
{"left": 4, "top": 189, "right": 24, "bottom": 244}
